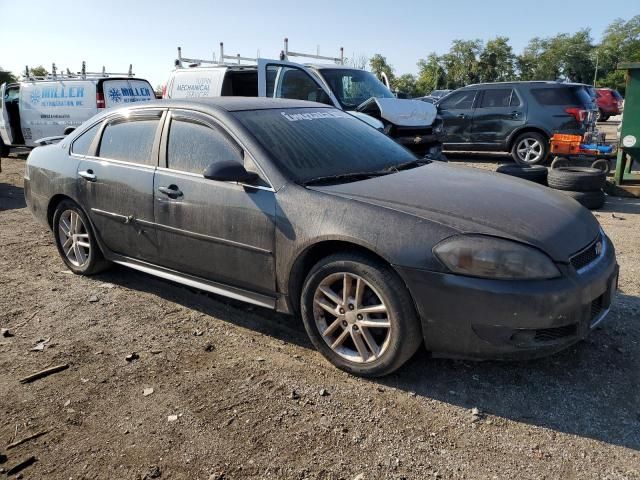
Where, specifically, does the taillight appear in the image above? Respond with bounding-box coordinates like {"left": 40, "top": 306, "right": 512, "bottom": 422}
{"left": 565, "top": 107, "right": 587, "bottom": 123}
{"left": 96, "top": 92, "right": 105, "bottom": 109}
{"left": 161, "top": 85, "right": 167, "bottom": 99}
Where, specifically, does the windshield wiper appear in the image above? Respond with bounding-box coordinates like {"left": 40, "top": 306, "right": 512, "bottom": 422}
{"left": 381, "top": 159, "right": 430, "bottom": 173}
{"left": 303, "top": 160, "right": 430, "bottom": 186}
{"left": 303, "top": 171, "right": 388, "bottom": 186}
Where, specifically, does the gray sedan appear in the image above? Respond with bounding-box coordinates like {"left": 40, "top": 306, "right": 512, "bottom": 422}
{"left": 24, "top": 98, "right": 618, "bottom": 377}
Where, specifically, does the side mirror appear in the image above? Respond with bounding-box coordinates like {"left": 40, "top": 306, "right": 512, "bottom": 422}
{"left": 203, "top": 160, "right": 258, "bottom": 183}
{"left": 63, "top": 127, "right": 76, "bottom": 136}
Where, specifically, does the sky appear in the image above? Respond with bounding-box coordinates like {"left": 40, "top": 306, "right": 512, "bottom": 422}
{"left": 0, "top": 0, "right": 637, "bottom": 88}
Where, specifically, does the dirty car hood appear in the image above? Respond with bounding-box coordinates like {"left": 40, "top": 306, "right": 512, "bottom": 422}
{"left": 356, "top": 97, "right": 438, "bottom": 127}
{"left": 310, "top": 163, "right": 600, "bottom": 261}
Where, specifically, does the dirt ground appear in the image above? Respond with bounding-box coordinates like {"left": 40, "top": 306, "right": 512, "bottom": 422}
{"left": 1, "top": 125, "right": 639, "bottom": 479}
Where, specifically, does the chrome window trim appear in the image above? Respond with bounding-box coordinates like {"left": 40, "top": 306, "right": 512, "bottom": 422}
{"left": 74, "top": 154, "right": 157, "bottom": 170}
{"left": 155, "top": 166, "right": 276, "bottom": 192}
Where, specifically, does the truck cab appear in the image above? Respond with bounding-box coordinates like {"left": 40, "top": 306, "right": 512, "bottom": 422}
{"left": 163, "top": 41, "right": 444, "bottom": 158}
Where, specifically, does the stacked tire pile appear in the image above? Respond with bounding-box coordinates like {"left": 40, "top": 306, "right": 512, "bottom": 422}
{"left": 547, "top": 166, "right": 607, "bottom": 210}
{"left": 496, "top": 164, "right": 606, "bottom": 210}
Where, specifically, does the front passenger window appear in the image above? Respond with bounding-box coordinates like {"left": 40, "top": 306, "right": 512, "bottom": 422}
{"left": 439, "top": 90, "right": 476, "bottom": 110}
{"left": 167, "top": 119, "right": 243, "bottom": 175}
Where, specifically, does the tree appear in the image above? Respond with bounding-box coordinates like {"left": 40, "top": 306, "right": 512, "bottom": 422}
{"left": 369, "top": 54, "right": 395, "bottom": 85}
{"left": 347, "top": 53, "right": 369, "bottom": 70}
{"left": 392, "top": 74, "right": 419, "bottom": 97}
{"left": 440, "top": 39, "right": 483, "bottom": 88}
{"left": 595, "top": 16, "right": 640, "bottom": 93}
{"left": 29, "top": 65, "right": 49, "bottom": 77}
{"left": 517, "top": 30, "right": 594, "bottom": 83}
{"left": 0, "top": 68, "right": 17, "bottom": 85}
{"left": 416, "top": 53, "right": 446, "bottom": 95}
{"left": 478, "top": 37, "right": 516, "bottom": 82}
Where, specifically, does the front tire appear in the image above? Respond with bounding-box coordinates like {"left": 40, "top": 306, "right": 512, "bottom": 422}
{"left": 300, "top": 253, "right": 422, "bottom": 377}
{"left": 511, "top": 132, "right": 548, "bottom": 165}
{"left": 52, "top": 200, "right": 110, "bottom": 275}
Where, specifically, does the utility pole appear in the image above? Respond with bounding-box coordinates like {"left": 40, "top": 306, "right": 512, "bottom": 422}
{"left": 593, "top": 52, "right": 599, "bottom": 87}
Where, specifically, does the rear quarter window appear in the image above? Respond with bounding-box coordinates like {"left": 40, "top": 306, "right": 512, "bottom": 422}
{"left": 531, "top": 87, "right": 590, "bottom": 106}
{"left": 71, "top": 122, "right": 102, "bottom": 155}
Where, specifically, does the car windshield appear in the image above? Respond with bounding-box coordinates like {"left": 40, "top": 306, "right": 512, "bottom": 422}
{"left": 318, "top": 69, "right": 395, "bottom": 109}
{"left": 233, "top": 107, "right": 417, "bottom": 184}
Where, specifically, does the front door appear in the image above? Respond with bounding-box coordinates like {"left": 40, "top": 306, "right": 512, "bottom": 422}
{"left": 437, "top": 89, "right": 478, "bottom": 145}
{"left": 153, "top": 110, "right": 276, "bottom": 295}
{"left": 471, "top": 88, "right": 525, "bottom": 145}
{"left": 257, "top": 58, "right": 336, "bottom": 106}
{"left": 76, "top": 109, "right": 164, "bottom": 262}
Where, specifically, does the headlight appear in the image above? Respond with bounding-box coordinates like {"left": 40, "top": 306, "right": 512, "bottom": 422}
{"left": 433, "top": 235, "right": 560, "bottom": 280}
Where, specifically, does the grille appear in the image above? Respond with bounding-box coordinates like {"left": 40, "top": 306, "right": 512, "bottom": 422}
{"left": 533, "top": 324, "right": 578, "bottom": 342}
{"left": 570, "top": 237, "right": 601, "bottom": 271}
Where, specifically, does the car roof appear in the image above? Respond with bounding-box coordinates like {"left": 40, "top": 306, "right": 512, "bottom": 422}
{"left": 123, "top": 97, "right": 332, "bottom": 113}
{"left": 460, "top": 81, "right": 581, "bottom": 89}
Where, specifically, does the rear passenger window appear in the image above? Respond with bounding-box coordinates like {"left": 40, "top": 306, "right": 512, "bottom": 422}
{"left": 531, "top": 88, "right": 582, "bottom": 106}
{"left": 479, "top": 89, "right": 513, "bottom": 108}
{"left": 71, "top": 122, "right": 101, "bottom": 155}
{"left": 167, "top": 118, "right": 242, "bottom": 175}
{"left": 439, "top": 90, "right": 476, "bottom": 110}
{"left": 98, "top": 118, "right": 159, "bottom": 165}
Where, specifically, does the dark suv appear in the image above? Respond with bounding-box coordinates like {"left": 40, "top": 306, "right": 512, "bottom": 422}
{"left": 436, "top": 81, "right": 597, "bottom": 164}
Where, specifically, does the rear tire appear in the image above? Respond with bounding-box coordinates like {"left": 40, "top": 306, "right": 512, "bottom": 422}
{"left": 52, "top": 200, "right": 110, "bottom": 275}
{"left": 559, "top": 190, "right": 606, "bottom": 210}
{"left": 591, "top": 158, "right": 611, "bottom": 175}
{"left": 496, "top": 164, "right": 548, "bottom": 184}
{"left": 300, "top": 252, "right": 422, "bottom": 377}
{"left": 511, "top": 132, "right": 549, "bottom": 165}
{"left": 547, "top": 167, "right": 606, "bottom": 192}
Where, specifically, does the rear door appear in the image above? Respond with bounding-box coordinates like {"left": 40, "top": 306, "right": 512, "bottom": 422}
{"left": 0, "top": 83, "right": 14, "bottom": 145}
{"left": 437, "top": 89, "right": 478, "bottom": 145}
{"left": 153, "top": 109, "right": 276, "bottom": 295}
{"left": 101, "top": 79, "right": 155, "bottom": 108}
{"left": 75, "top": 109, "right": 164, "bottom": 261}
{"left": 257, "top": 59, "right": 337, "bottom": 106}
{"left": 471, "top": 88, "right": 525, "bottom": 145}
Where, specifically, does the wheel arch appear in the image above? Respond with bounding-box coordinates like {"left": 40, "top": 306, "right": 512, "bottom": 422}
{"left": 286, "top": 239, "right": 398, "bottom": 316}
{"left": 47, "top": 194, "right": 75, "bottom": 228}
{"left": 506, "top": 126, "right": 551, "bottom": 151}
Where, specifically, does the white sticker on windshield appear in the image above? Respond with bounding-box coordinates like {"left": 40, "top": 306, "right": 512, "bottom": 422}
{"left": 281, "top": 111, "right": 350, "bottom": 122}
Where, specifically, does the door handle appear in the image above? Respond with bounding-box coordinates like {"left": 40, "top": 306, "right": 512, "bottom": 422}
{"left": 158, "top": 185, "right": 183, "bottom": 198}
{"left": 457, "top": 113, "right": 466, "bottom": 118}
{"left": 78, "top": 170, "right": 96, "bottom": 182}
{"left": 510, "top": 111, "right": 521, "bottom": 118}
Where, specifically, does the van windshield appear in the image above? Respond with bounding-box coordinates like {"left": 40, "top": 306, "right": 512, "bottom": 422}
{"left": 319, "top": 69, "right": 394, "bottom": 109}
{"left": 233, "top": 107, "right": 416, "bottom": 184}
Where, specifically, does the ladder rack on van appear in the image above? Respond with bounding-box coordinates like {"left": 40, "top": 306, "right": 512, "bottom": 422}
{"left": 281, "top": 38, "right": 344, "bottom": 65}
{"left": 176, "top": 44, "right": 258, "bottom": 68}
{"left": 23, "top": 62, "right": 136, "bottom": 81}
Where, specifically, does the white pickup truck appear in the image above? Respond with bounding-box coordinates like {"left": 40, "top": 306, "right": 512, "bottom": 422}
{"left": 163, "top": 41, "right": 445, "bottom": 159}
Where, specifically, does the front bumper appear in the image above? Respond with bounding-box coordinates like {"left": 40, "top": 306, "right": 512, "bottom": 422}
{"left": 395, "top": 236, "right": 618, "bottom": 360}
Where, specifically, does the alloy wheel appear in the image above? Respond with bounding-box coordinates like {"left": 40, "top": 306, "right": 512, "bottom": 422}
{"left": 312, "top": 272, "right": 392, "bottom": 363}
{"left": 58, "top": 210, "right": 91, "bottom": 267}
{"left": 516, "top": 137, "right": 543, "bottom": 164}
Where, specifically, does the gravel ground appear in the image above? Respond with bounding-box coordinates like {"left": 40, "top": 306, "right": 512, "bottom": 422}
{"left": 1, "top": 135, "right": 639, "bottom": 479}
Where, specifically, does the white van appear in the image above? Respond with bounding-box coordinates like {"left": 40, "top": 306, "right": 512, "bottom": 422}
{"left": 0, "top": 66, "right": 155, "bottom": 155}
{"left": 163, "top": 41, "right": 445, "bottom": 158}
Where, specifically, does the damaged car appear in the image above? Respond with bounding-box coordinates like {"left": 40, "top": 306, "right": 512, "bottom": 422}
{"left": 25, "top": 98, "right": 618, "bottom": 377}
{"left": 163, "top": 41, "right": 445, "bottom": 159}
